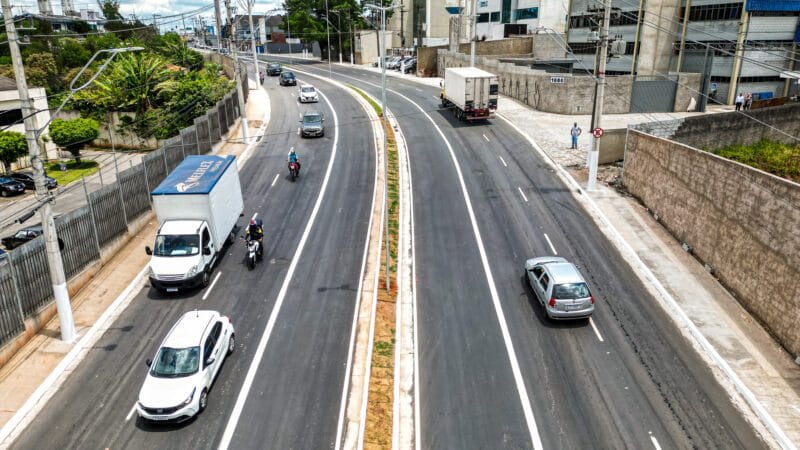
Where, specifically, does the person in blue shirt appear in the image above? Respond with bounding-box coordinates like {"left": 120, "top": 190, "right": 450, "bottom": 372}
{"left": 287, "top": 148, "right": 301, "bottom": 176}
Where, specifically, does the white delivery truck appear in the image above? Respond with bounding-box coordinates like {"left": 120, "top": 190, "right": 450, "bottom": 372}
{"left": 440, "top": 67, "right": 499, "bottom": 121}
{"left": 145, "top": 155, "right": 244, "bottom": 293}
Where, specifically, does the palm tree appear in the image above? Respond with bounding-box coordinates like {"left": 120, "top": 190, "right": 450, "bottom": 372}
{"left": 92, "top": 52, "right": 170, "bottom": 115}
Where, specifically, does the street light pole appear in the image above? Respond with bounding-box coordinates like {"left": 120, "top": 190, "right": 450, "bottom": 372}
{"left": 325, "top": 0, "right": 332, "bottom": 77}
{"left": 245, "top": 0, "right": 259, "bottom": 86}
{"left": 367, "top": 3, "right": 400, "bottom": 290}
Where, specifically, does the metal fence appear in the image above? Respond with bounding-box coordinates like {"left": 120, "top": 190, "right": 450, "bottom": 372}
{"left": 0, "top": 84, "right": 244, "bottom": 349}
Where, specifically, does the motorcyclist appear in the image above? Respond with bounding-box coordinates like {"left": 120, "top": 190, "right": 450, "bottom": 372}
{"left": 287, "top": 148, "right": 300, "bottom": 176}
{"left": 245, "top": 218, "right": 264, "bottom": 259}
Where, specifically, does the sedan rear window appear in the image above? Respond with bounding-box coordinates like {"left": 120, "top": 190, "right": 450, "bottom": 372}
{"left": 301, "top": 87, "right": 315, "bottom": 93}
{"left": 151, "top": 346, "right": 200, "bottom": 377}
{"left": 303, "top": 114, "right": 321, "bottom": 123}
{"left": 553, "top": 283, "right": 590, "bottom": 299}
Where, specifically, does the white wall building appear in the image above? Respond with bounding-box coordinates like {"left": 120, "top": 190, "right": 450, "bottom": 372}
{"left": 0, "top": 77, "right": 58, "bottom": 170}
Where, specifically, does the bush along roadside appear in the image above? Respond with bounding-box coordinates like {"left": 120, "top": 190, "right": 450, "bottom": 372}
{"left": 349, "top": 85, "right": 399, "bottom": 449}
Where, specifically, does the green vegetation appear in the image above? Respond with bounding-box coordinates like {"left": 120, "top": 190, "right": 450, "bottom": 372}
{"left": 711, "top": 140, "right": 800, "bottom": 182}
{"left": 48, "top": 118, "right": 100, "bottom": 163}
{"left": 0, "top": 0, "right": 230, "bottom": 145}
{"left": 348, "top": 84, "right": 382, "bottom": 115}
{"left": 0, "top": 131, "right": 28, "bottom": 173}
{"left": 45, "top": 160, "right": 98, "bottom": 184}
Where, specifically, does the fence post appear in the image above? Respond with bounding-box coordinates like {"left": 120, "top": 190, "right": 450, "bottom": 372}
{"left": 162, "top": 147, "right": 169, "bottom": 174}
{"left": 83, "top": 177, "right": 101, "bottom": 254}
{"left": 141, "top": 155, "right": 153, "bottom": 209}
{"left": 112, "top": 151, "right": 129, "bottom": 226}
{"left": 6, "top": 254, "right": 27, "bottom": 323}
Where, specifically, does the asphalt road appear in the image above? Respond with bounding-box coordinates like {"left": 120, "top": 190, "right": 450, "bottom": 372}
{"left": 280, "top": 59, "right": 766, "bottom": 450}
{"left": 11, "top": 72, "right": 375, "bottom": 449}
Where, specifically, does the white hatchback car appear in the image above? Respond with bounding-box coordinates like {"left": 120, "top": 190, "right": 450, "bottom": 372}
{"left": 137, "top": 310, "right": 235, "bottom": 422}
{"left": 299, "top": 85, "right": 319, "bottom": 103}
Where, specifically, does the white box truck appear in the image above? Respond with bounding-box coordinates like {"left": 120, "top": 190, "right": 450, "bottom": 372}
{"left": 145, "top": 155, "right": 244, "bottom": 293}
{"left": 440, "top": 67, "right": 499, "bottom": 121}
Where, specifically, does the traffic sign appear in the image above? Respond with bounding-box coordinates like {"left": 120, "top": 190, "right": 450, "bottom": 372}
{"left": 592, "top": 127, "right": 604, "bottom": 138}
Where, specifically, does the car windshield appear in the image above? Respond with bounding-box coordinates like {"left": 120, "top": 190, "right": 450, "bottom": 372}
{"left": 0, "top": 177, "right": 12, "bottom": 183}
{"left": 553, "top": 283, "right": 591, "bottom": 299}
{"left": 301, "top": 87, "right": 315, "bottom": 93}
{"left": 150, "top": 346, "right": 200, "bottom": 378}
{"left": 153, "top": 234, "right": 200, "bottom": 256}
{"left": 269, "top": 64, "right": 280, "bottom": 68}
{"left": 304, "top": 114, "right": 321, "bottom": 123}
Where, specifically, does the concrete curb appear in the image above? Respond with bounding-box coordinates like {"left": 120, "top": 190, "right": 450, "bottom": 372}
{"left": 285, "top": 67, "right": 386, "bottom": 450}
{"left": 0, "top": 266, "right": 148, "bottom": 449}
{"left": 497, "top": 112, "right": 794, "bottom": 450}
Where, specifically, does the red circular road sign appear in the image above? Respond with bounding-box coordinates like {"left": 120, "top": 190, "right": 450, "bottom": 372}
{"left": 592, "top": 127, "right": 604, "bottom": 138}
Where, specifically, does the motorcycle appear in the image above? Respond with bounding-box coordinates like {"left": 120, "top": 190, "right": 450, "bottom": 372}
{"left": 244, "top": 236, "right": 263, "bottom": 270}
{"left": 288, "top": 161, "right": 300, "bottom": 182}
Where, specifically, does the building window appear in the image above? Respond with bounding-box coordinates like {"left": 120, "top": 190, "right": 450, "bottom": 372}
{"left": 680, "top": 3, "right": 742, "bottom": 22}
{"left": 515, "top": 7, "right": 538, "bottom": 20}
{"left": 710, "top": 75, "right": 784, "bottom": 83}
{"left": 0, "top": 109, "right": 23, "bottom": 127}
{"left": 502, "top": 0, "right": 512, "bottom": 23}
{"left": 569, "top": 42, "right": 597, "bottom": 54}
{"left": 478, "top": 12, "right": 501, "bottom": 23}
{"left": 569, "top": 10, "right": 639, "bottom": 29}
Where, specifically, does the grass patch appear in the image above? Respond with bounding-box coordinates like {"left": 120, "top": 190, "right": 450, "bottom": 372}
{"left": 45, "top": 160, "right": 99, "bottom": 185}
{"left": 711, "top": 139, "right": 800, "bottom": 182}
{"left": 348, "top": 84, "right": 383, "bottom": 116}
{"left": 351, "top": 83, "right": 401, "bottom": 450}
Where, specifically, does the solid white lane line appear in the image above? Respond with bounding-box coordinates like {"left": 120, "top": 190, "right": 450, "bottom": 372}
{"left": 415, "top": 87, "right": 422, "bottom": 92}
{"left": 389, "top": 89, "right": 544, "bottom": 450}
{"left": 517, "top": 187, "right": 529, "bottom": 203}
{"left": 498, "top": 156, "right": 508, "bottom": 167}
{"left": 650, "top": 435, "right": 662, "bottom": 450}
{"left": 271, "top": 173, "right": 279, "bottom": 187}
{"left": 202, "top": 272, "right": 222, "bottom": 301}
{"left": 543, "top": 233, "right": 557, "bottom": 255}
{"left": 125, "top": 404, "right": 136, "bottom": 422}
{"left": 589, "top": 318, "right": 604, "bottom": 342}
{"left": 483, "top": 134, "right": 490, "bottom": 142}
{"left": 218, "top": 88, "right": 341, "bottom": 450}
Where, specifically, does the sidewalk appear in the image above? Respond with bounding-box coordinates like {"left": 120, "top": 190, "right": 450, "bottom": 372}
{"left": 339, "top": 64, "right": 800, "bottom": 446}
{"left": 0, "top": 87, "right": 269, "bottom": 441}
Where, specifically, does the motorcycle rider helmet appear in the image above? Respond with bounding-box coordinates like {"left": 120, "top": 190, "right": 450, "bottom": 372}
{"left": 250, "top": 219, "right": 256, "bottom": 226}
{"left": 290, "top": 148, "right": 295, "bottom": 155}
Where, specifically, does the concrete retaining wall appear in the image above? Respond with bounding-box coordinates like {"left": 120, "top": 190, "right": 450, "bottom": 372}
{"left": 623, "top": 130, "right": 800, "bottom": 358}
{"left": 670, "top": 103, "right": 800, "bottom": 151}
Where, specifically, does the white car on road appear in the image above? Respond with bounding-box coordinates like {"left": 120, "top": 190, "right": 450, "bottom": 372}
{"left": 137, "top": 310, "right": 235, "bottom": 422}
{"left": 299, "top": 85, "right": 319, "bottom": 103}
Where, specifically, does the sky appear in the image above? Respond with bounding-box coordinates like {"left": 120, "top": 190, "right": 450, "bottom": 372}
{"left": 19, "top": 0, "right": 284, "bottom": 28}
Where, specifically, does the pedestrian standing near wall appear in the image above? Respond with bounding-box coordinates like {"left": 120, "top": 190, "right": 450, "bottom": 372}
{"left": 735, "top": 93, "right": 744, "bottom": 111}
{"left": 744, "top": 92, "right": 752, "bottom": 111}
{"left": 570, "top": 122, "right": 582, "bottom": 149}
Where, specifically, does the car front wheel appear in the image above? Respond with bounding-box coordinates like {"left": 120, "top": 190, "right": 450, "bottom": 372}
{"left": 198, "top": 388, "right": 208, "bottom": 413}
{"left": 227, "top": 334, "right": 235, "bottom": 355}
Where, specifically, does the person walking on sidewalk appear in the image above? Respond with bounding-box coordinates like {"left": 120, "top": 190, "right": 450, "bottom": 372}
{"left": 259, "top": 71, "right": 265, "bottom": 85}
{"left": 735, "top": 93, "right": 744, "bottom": 111}
{"left": 744, "top": 92, "right": 753, "bottom": 111}
{"left": 570, "top": 123, "right": 582, "bottom": 149}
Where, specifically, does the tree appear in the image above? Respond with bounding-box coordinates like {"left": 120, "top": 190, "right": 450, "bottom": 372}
{"left": 98, "top": 0, "right": 123, "bottom": 21}
{"left": 71, "top": 20, "right": 92, "bottom": 35}
{"left": 56, "top": 38, "right": 91, "bottom": 68}
{"left": 24, "top": 52, "right": 58, "bottom": 91}
{"left": 48, "top": 118, "right": 99, "bottom": 163}
{"left": 282, "top": 0, "right": 368, "bottom": 61}
{"left": 90, "top": 52, "right": 170, "bottom": 115}
{"left": 0, "top": 131, "right": 27, "bottom": 173}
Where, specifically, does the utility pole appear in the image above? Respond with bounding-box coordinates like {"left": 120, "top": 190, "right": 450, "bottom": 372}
{"left": 400, "top": 2, "right": 405, "bottom": 48}
{"left": 225, "top": 0, "right": 250, "bottom": 144}
{"left": 214, "top": 0, "right": 224, "bottom": 51}
{"left": 336, "top": 11, "right": 343, "bottom": 64}
{"left": 587, "top": 0, "right": 611, "bottom": 191}
{"left": 2, "top": 0, "right": 75, "bottom": 342}
{"left": 349, "top": 9, "right": 354, "bottom": 64}
{"left": 469, "top": 0, "right": 477, "bottom": 66}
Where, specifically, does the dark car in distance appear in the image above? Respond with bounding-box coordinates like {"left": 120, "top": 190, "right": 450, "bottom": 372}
{"left": 0, "top": 176, "right": 25, "bottom": 197}
{"left": 280, "top": 71, "right": 297, "bottom": 86}
{"left": 300, "top": 111, "right": 325, "bottom": 138}
{"left": 8, "top": 172, "right": 57, "bottom": 190}
{"left": 266, "top": 63, "right": 282, "bottom": 76}
{"left": 1, "top": 226, "right": 43, "bottom": 250}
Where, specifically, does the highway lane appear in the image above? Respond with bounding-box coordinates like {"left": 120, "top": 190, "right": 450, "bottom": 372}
{"left": 283, "top": 59, "right": 766, "bottom": 449}
{"left": 11, "top": 74, "right": 375, "bottom": 449}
